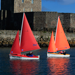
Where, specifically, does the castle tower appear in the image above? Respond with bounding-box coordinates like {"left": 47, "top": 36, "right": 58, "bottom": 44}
{"left": 1, "top": 0, "right": 42, "bottom": 13}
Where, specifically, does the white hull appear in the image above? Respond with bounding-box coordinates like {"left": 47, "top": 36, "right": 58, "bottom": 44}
{"left": 47, "top": 53, "right": 70, "bottom": 57}
{"left": 9, "top": 55, "right": 40, "bottom": 60}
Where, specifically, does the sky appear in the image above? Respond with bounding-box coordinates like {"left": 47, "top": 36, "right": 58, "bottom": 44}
{"left": 42, "top": 0, "right": 75, "bottom": 13}
{"left": 0, "top": 0, "right": 75, "bottom": 13}
{"left": 0, "top": 0, "right": 1, "bottom": 10}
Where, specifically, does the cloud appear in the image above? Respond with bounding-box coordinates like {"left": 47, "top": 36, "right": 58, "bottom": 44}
{"left": 43, "top": 0, "right": 75, "bottom": 5}
{"left": 62, "top": 0, "right": 75, "bottom": 5}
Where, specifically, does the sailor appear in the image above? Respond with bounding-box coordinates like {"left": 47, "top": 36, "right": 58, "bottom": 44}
{"left": 59, "top": 51, "right": 63, "bottom": 54}
{"left": 63, "top": 51, "right": 66, "bottom": 55}
{"left": 26, "top": 52, "right": 33, "bottom": 57}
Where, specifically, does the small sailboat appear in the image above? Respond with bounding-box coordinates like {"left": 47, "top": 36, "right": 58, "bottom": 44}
{"left": 20, "top": 13, "right": 40, "bottom": 59}
{"left": 9, "top": 30, "right": 39, "bottom": 59}
{"left": 47, "top": 16, "right": 70, "bottom": 57}
{"left": 9, "top": 13, "right": 40, "bottom": 60}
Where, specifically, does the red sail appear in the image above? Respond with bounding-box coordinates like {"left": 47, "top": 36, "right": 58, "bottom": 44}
{"left": 10, "top": 30, "right": 21, "bottom": 54}
{"left": 55, "top": 17, "right": 70, "bottom": 51}
{"left": 47, "top": 31, "right": 57, "bottom": 53}
{"left": 20, "top": 13, "right": 40, "bottom": 52}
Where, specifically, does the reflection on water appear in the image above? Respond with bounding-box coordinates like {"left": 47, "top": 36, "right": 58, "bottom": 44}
{"left": 10, "top": 60, "right": 39, "bottom": 75}
{"left": 47, "top": 58, "right": 70, "bottom": 75}
{"left": 0, "top": 48, "right": 75, "bottom": 75}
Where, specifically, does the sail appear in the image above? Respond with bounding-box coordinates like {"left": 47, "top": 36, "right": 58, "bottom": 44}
{"left": 47, "top": 31, "right": 57, "bottom": 53}
{"left": 10, "top": 30, "right": 21, "bottom": 55}
{"left": 55, "top": 17, "right": 70, "bottom": 51}
{"left": 20, "top": 13, "right": 40, "bottom": 52}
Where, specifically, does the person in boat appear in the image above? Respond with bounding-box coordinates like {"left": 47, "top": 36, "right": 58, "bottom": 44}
{"left": 63, "top": 51, "right": 66, "bottom": 55}
{"left": 26, "top": 52, "right": 33, "bottom": 57}
{"left": 59, "top": 51, "right": 63, "bottom": 54}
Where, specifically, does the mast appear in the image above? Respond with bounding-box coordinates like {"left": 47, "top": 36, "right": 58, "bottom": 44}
{"left": 55, "top": 16, "right": 59, "bottom": 43}
{"left": 20, "top": 13, "right": 24, "bottom": 45}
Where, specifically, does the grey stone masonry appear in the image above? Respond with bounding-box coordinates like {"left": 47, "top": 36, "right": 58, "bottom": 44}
{"left": 70, "top": 13, "right": 75, "bottom": 28}
{"left": 33, "top": 12, "right": 46, "bottom": 31}
{"left": 1, "top": 0, "right": 41, "bottom": 13}
{"left": 46, "top": 12, "right": 58, "bottom": 29}
{"left": 0, "top": 10, "right": 75, "bottom": 32}
{"left": 0, "top": 30, "right": 75, "bottom": 47}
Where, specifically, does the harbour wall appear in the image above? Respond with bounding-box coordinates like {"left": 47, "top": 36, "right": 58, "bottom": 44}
{"left": 0, "top": 30, "right": 75, "bottom": 47}
{"left": 0, "top": 10, "right": 75, "bottom": 32}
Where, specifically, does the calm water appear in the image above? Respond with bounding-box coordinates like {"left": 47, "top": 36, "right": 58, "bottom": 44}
{"left": 0, "top": 47, "right": 75, "bottom": 75}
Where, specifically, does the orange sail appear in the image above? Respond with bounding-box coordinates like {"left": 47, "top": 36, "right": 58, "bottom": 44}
{"left": 47, "top": 31, "right": 57, "bottom": 53}
{"left": 20, "top": 13, "right": 40, "bottom": 52}
{"left": 55, "top": 17, "right": 70, "bottom": 51}
{"left": 10, "top": 30, "right": 21, "bottom": 55}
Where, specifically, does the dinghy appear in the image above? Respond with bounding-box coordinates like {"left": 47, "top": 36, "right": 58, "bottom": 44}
{"left": 47, "top": 16, "right": 70, "bottom": 57}
{"left": 9, "top": 13, "right": 40, "bottom": 60}
{"left": 9, "top": 30, "right": 39, "bottom": 60}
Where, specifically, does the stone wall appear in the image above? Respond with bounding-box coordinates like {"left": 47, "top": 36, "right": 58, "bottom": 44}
{"left": 70, "top": 13, "right": 75, "bottom": 28}
{"left": 46, "top": 12, "right": 58, "bottom": 31}
{"left": 1, "top": 0, "right": 41, "bottom": 13}
{"left": 0, "top": 30, "right": 74, "bottom": 47}
{"left": 69, "top": 13, "right": 75, "bottom": 32}
{"left": 33, "top": 12, "right": 46, "bottom": 31}
{"left": 33, "top": 12, "right": 71, "bottom": 31}
{"left": 14, "top": 0, "right": 41, "bottom": 13}
{"left": 0, "top": 10, "right": 75, "bottom": 32}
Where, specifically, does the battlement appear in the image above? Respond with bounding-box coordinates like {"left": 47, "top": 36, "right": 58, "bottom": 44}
{"left": 0, "top": 10, "right": 75, "bottom": 32}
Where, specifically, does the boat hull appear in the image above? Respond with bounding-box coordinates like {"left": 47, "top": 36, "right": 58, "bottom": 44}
{"left": 9, "top": 54, "right": 40, "bottom": 60}
{"left": 47, "top": 53, "right": 70, "bottom": 57}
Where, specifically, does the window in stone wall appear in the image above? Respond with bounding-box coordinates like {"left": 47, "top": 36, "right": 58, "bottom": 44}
{"left": 31, "top": 0, "right": 34, "bottom": 4}
{"left": 31, "top": 8, "right": 33, "bottom": 12}
{"left": 22, "top": 0, "right": 24, "bottom": 3}
{"left": 23, "top": 8, "right": 25, "bottom": 12}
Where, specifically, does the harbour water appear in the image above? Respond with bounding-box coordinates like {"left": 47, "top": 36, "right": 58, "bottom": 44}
{"left": 0, "top": 47, "right": 75, "bottom": 75}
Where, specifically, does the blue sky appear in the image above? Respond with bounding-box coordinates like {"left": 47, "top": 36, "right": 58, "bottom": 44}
{"left": 0, "top": 0, "right": 1, "bottom": 9}
{"left": 42, "top": 0, "right": 75, "bottom": 13}
{"left": 0, "top": 0, "right": 75, "bottom": 13}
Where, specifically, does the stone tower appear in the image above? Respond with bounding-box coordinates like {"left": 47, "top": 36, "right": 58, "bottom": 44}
{"left": 1, "top": 0, "right": 42, "bottom": 13}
